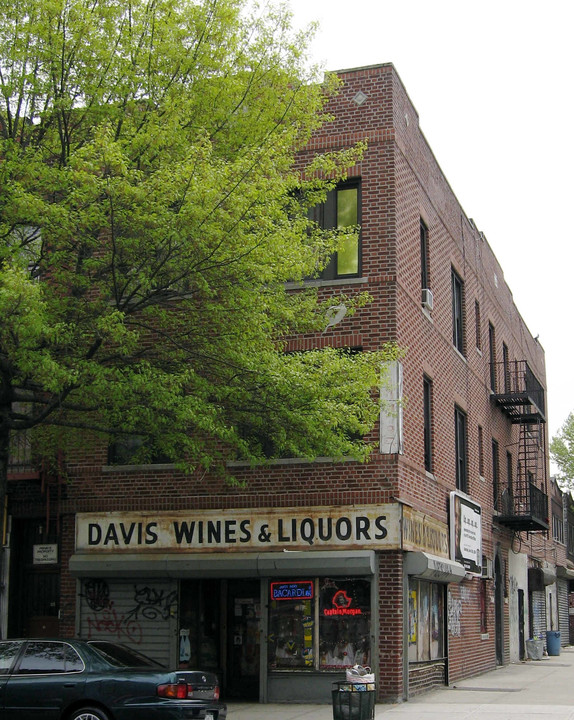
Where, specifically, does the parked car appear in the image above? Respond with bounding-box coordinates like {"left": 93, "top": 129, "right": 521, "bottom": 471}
{"left": 0, "top": 637, "right": 226, "bottom": 720}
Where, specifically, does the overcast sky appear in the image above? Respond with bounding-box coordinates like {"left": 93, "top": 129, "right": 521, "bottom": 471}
{"left": 287, "top": 0, "right": 574, "bottom": 443}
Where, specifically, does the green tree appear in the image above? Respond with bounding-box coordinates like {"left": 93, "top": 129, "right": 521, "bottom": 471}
{"left": 0, "top": 0, "right": 399, "bottom": 567}
{"left": 550, "top": 413, "right": 574, "bottom": 489}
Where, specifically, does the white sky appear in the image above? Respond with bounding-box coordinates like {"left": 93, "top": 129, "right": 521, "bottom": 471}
{"left": 287, "top": 0, "right": 574, "bottom": 443}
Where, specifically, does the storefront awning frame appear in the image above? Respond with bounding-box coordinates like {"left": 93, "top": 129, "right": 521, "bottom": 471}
{"left": 69, "top": 550, "right": 376, "bottom": 578}
{"left": 404, "top": 551, "right": 465, "bottom": 584}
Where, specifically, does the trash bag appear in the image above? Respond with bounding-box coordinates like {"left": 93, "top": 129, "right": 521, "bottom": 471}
{"left": 345, "top": 665, "right": 375, "bottom": 684}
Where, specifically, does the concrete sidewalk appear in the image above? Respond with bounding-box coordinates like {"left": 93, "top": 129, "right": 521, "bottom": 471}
{"left": 226, "top": 647, "right": 574, "bottom": 719}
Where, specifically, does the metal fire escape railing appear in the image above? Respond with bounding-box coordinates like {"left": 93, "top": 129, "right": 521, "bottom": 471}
{"left": 8, "top": 429, "right": 64, "bottom": 537}
{"left": 491, "top": 360, "right": 548, "bottom": 532}
{"left": 7, "top": 429, "right": 41, "bottom": 479}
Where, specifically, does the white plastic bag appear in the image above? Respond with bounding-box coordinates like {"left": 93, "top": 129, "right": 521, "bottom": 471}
{"left": 345, "top": 664, "right": 375, "bottom": 684}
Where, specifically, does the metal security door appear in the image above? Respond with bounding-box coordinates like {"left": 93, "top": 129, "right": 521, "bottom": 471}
{"left": 558, "top": 579, "right": 569, "bottom": 646}
{"left": 79, "top": 578, "right": 177, "bottom": 666}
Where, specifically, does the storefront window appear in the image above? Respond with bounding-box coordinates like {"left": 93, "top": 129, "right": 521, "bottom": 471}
{"left": 319, "top": 578, "right": 370, "bottom": 669}
{"left": 268, "top": 580, "right": 315, "bottom": 669}
{"left": 408, "top": 579, "right": 444, "bottom": 663}
{"left": 268, "top": 577, "right": 371, "bottom": 672}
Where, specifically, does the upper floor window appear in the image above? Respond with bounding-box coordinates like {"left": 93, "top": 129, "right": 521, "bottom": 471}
{"left": 502, "top": 342, "right": 510, "bottom": 393}
{"left": 552, "top": 500, "right": 564, "bottom": 544}
{"left": 107, "top": 435, "right": 173, "bottom": 465}
{"left": 451, "top": 269, "right": 465, "bottom": 354}
{"left": 489, "top": 323, "right": 496, "bottom": 391}
{"left": 420, "top": 219, "right": 429, "bottom": 290}
{"left": 474, "top": 300, "right": 481, "bottom": 351}
{"left": 423, "top": 375, "right": 433, "bottom": 473}
{"left": 312, "top": 181, "right": 361, "bottom": 280}
{"left": 492, "top": 439, "right": 500, "bottom": 509}
{"left": 454, "top": 406, "right": 468, "bottom": 493}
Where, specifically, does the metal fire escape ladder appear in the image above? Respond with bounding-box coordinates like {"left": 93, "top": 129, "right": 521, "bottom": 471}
{"left": 491, "top": 360, "right": 549, "bottom": 532}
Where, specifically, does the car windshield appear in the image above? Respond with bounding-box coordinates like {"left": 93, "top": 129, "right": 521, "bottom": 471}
{"left": 89, "top": 641, "right": 165, "bottom": 668}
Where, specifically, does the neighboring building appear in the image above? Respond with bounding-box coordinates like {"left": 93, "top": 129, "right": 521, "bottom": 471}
{"left": 4, "top": 63, "right": 568, "bottom": 703}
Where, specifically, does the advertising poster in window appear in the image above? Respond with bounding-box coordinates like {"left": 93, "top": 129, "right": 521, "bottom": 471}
{"left": 450, "top": 491, "right": 482, "bottom": 575}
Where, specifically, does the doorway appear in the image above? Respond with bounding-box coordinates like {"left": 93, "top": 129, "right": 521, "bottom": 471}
{"left": 8, "top": 519, "right": 60, "bottom": 638}
{"left": 518, "top": 589, "right": 525, "bottom": 660}
{"left": 494, "top": 554, "right": 504, "bottom": 665}
{"left": 226, "top": 579, "right": 261, "bottom": 701}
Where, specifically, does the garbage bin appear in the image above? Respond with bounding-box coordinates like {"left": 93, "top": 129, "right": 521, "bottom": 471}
{"left": 332, "top": 682, "right": 376, "bottom": 720}
{"left": 546, "top": 631, "right": 561, "bottom": 656}
{"left": 525, "top": 638, "right": 544, "bottom": 660}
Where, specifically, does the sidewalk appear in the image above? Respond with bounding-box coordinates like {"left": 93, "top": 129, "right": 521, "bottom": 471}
{"left": 226, "top": 647, "right": 574, "bottom": 719}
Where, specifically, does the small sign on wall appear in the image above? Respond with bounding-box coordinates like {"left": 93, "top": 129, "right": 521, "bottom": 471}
{"left": 33, "top": 544, "right": 58, "bottom": 565}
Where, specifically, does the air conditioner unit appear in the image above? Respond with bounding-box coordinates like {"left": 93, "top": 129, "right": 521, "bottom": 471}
{"left": 421, "top": 288, "right": 434, "bottom": 311}
{"left": 481, "top": 557, "right": 493, "bottom": 579}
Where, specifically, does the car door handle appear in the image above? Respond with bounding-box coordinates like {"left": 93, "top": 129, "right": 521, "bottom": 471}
{"left": 63, "top": 683, "right": 77, "bottom": 688}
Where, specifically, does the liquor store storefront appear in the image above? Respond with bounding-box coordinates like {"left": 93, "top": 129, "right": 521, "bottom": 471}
{"left": 70, "top": 504, "right": 463, "bottom": 702}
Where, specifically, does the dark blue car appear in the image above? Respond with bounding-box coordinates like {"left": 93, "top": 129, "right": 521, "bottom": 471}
{"left": 0, "top": 638, "right": 227, "bottom": 720}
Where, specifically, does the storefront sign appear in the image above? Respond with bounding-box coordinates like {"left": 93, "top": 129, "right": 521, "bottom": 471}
{"left": 76, "top": 505, "right": 401, "bottom": 553}
{"left": 450, "top": 491, "right": 482, "bottom": 575}
{"left": 271, "top": 581, "right": 314, "bottom": 600}
{"left": 401, "top": 506, "right": 450, "bottom": 557}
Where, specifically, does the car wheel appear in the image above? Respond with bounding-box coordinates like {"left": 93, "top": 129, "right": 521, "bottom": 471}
{"left": 68, "top": 708, "right": 110, "bottom": 720}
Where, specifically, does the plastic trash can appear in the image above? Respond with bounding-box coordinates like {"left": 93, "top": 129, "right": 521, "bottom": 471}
{"left": 525, "top": 638, "right": 544, "bottom": 660}
{"left": 332, "top": 682, "right": 376, "bottom": 720}
{"left": 546, "top": 631, "right": 561, "bottom": 656}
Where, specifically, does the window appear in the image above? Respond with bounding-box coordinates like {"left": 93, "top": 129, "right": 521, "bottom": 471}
{"left": 107, "top": 435, "right": 173, "bottom": 465}
{"left": 16, "top": 641, "right": 83, "bottom": 674}
{"left": 454, "top": 407, "right": 468, "bottom": 492}
{"left": 408, "top": 580, "right": 444, "bottom": 662}
{"left": 474, "top": 300, "right": 481, "bottom": 350}
{"left": 488, "top": 323, "right": 496, "bottom": 391}
{"left": 492, "top": 439, "right": 500, "bottom": 509}
{"left": 423, "top": 376, "right": 433, "bottom": 473}
{"left": 420, "top": 219, "right": 429, "bottom": 290}
{"left": 312, "top": 181, "right": 361, "bottom": 280}
{"left": 451, "top": 269, "right": 465, "bottom": 354}
{"left": 480, "top": 579, "right": 488, "bottom": 634}
{"left": 552, "top": 502, "right": 564, "bottom": 544}
{"left": 478, "top": 425, "right": 484, "bottom": 477}
{"left": 0, "top": 641, "right": 22, "bottom": 674}
{"left": 502, "top": 343, "right": 510, "bottom": 393}
{"left": 268, "top": 577, "right": 371, "bottom": 672}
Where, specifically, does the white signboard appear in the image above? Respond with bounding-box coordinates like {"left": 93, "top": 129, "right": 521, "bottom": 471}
{"left": 76, "top": 505, "right": 401, "bottom": 554}
{"left": 33, "top": 544, "right": 58, "bottom": 565}
{"left": 450, "top": 491, "right": 482, "bottom": 575}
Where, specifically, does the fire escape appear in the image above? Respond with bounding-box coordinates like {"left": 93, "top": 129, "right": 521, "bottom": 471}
{"left": 8, "top": 430, "right": 65, "bottom": 538}
{"left": 491, "top": 360, "right": 548, "bottom": 532}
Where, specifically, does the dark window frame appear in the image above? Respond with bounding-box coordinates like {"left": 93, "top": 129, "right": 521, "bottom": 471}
{"left": 488, "top": 323, "right": 496, "bottom": 391}
{"left": 478, "top": 425, "right": 484, "bottom": 477}
{"left": 492, "top": 438, "right": 500, "bottom": 509}
{"left": 312, "top": 180, "right": 362, "bottom": 281}
{"left": 454, "top": 406, "right": 468, "bottom": 493}
{"left": 420, "top": 219, "right": 429, "bottom": 290}
{"left": 423, "top": 375, "right": 433, "bottom": 473}
{"left": 474, "top": 300, "right": 481, "bottom": 351}
{"left": 107, "top": 435, "right": 173, "bottom": 466}
{"left": 451, "top": 269, "right": 465, "bottom": 354}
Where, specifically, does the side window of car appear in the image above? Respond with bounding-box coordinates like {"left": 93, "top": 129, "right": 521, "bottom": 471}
{"left": 0, "top": 641, "right": 23, "bottom": 674}
{"left": 17, "top": 642, "right": 83, "bottom": 674}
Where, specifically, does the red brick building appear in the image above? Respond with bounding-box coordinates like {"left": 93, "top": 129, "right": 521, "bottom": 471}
{"left": 4, "top": 63, "right": 566, "bottom": 704}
